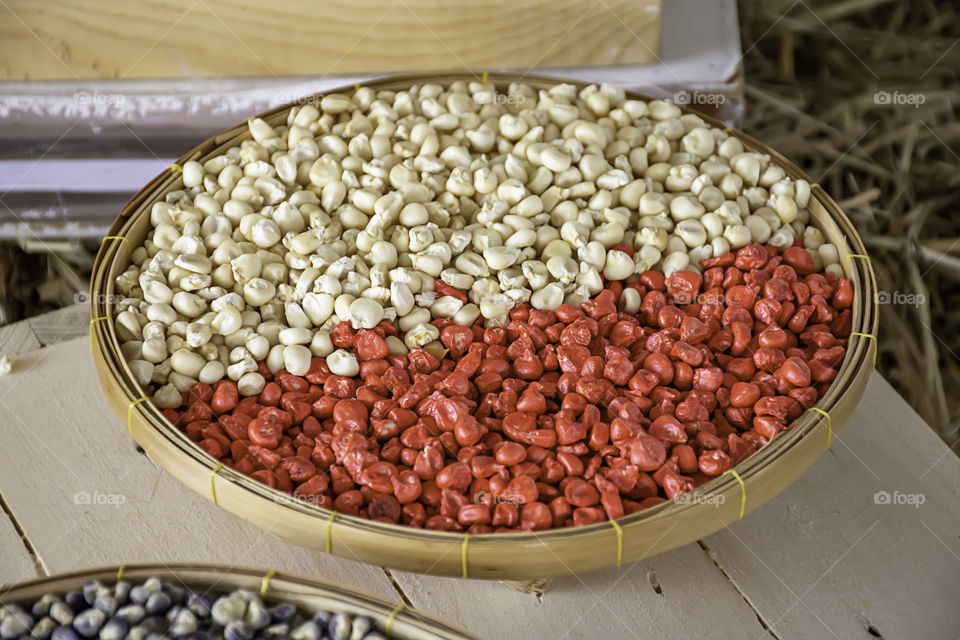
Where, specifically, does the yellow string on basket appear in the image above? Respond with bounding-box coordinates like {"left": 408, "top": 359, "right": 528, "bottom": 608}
{"left": 385, "top": 602, "right": 405, "bottom": 637}
{"left": 810, "top": 182, "right": 821, "bottom": 190}
{"left": 325, "top": 511, "right": 336, "bottom": 553}
{"left": 482, "top": 70, "right": 489, "bottom": 84}
{"left": 725, "top": 469, "right": 746, "bottom": 519}
{"left": 116, "top": 565, "right": 125, "bottom": 581}
{"left": 849, "top": 332, "right": 878, "bottom": 366}
{"left": 260, "top": 570, "right": 277, "bottom": 598}
{"left": 609, "top": 519, "right": 624, "bottom": 567}
{"left": 102, "top": 235, "right": 130, "bottom": 252}
{"left": 168, "top": 163, "right": 183, "bottom": 173}
{"left": 843, "top": 253, "right": 870, "bottom": 270}
{"left": 210, "top": 462, "right": 225, "bottom": 506}
{"left": 127, "top": 397, "right": 148, "bottom": 436}
{"left": 807, "top": 407, "right": 833, "bottom": 450}
{"left": 461, "top": 533, "right": 470, "bottom": 579}
{"left": 89, "top": 316, "right": 109, "bottom": 354}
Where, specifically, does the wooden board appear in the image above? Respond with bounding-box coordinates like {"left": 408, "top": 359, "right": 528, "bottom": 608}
{"left": 0, "top": 319, "right": 41, "bottom": 357}
{"left": 1, "top": 327, "right": 958, "bottom": 639}
{"left": 391, "top": 545, "right": 775, "bottom": 639}
{"left": 0, "top": 500, "right": 39, "bottom": 585}
{"left": 700, "top": 374, "right": 960, "bottom": 640}
{"left": 0, "top": 0, "right": 661, "bottom": 81}
{"left": 27, "top": 303, "right": 90, "bottom": 346}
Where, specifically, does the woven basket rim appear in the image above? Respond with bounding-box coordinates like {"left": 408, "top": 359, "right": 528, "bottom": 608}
{"left": 0, "top": 562, "right": 473, "bottom": 639}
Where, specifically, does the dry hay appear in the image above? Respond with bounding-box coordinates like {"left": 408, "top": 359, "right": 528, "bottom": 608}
{"left": 740, "top": 0, "right": 960, "bottom": 444}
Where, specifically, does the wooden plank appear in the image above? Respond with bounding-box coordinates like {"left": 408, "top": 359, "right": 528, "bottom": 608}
{"left": 0, "top": 338, "right": 399, "bottom": 601}
{"left": 0, "top": 159, "right": 171, "bottom": 193}
{"left": 0, "top": 499, "right": 41, "bottom": 585}
{"left": 0, "top": 0, "right": 661, "bottom": 81}
{"left": 701, "top": 373, "right": 960, "bottom": 640}
{"left": 391, "top": 545, "right": 774, "bottom": 639}
{"left": 0, "top": 319, "right": 41, "bottom": 358}
{"left": 27, "top": 304, "right": 90, "bottom": 346}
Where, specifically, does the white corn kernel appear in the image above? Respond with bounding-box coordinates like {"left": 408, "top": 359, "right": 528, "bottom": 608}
{"left": 326, "top": 349, "right": 360, "bottom": 376}
{"left": 238, "top": 371, "right": 266, "bottom": 396}
{"left": 349, "top": 297, "right": 384, "bottom": 329}
{"left": 603, "top": 250, "right": 635, "bottom": 280}
{"left": 711, "top": 237, "right": 731, "bottom": 257}
{"left": 661, "top": 251, "right": 690, "bottom": 276}
{"left": 282, "top": 344, "right": 312, "bottom": 376}
{"left": 530, "top": 283, "right": 565, "bottom": 310}
{"left": 170, "top": 348, "right": 206, "bottom": 378}
{"left": 172, "top": 292, "right": 205, "bottom": 318}
{"left": 198, "top": 361, "right": 225, "bottom": 384}
{"left": 211, "top": 306, "right": 242, "bottom": 336}
{"left": 744, "top": 215, "right": 772, "bottom": 244}
{"left": 483, "top": 246, "right": 521, "bottom": 271}
{"left": 279, "top": 327, "right": 312, "bottom": 345}
{"left": 675, "top": 219, "right": 707, "bottom": 248}
{"left": 819, "top": 243, "right": 840, "bottom": 265}
{"left": 266, "top": 344, "right": 285, "bottom": 374}
{"left": 723, "top": 224, "right": 752, "bottom": 249}
{"left": 620, "top": 287, "right": 642, "bottom": 314}
{"left": 153, "top": 384, "right": 182, "bottom": 409}
{"left": 243, "top": 278, "right": 276, "bottom": 306}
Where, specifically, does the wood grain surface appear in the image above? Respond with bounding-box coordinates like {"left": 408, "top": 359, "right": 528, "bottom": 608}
{"left": 0, "top": 500, "right": 39, "bottom": 585}
{"left": 0, "top": 0, "right": 662, "bottom": 81}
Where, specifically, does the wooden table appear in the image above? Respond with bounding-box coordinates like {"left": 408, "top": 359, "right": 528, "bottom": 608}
{"left": 1, "top": 306, "right": 958, "bottom": 639}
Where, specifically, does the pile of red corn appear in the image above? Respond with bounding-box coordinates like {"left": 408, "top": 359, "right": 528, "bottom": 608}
{"left": 164, "top": 243, "right": 854, "bottom": 532}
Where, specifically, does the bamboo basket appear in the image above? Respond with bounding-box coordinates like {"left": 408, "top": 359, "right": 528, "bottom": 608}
{"left": 0, "top": 563, "right": 472, "bottom": 639}
{"left": 90, "top": 73, "right": 879, "bottom": 580}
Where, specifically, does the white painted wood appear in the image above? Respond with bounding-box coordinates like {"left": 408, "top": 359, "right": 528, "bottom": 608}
{"left": 0, "top": 319, "right": 41, "bottom": 358}
{"left": 27, "top": 304, "right": 90, "bottom": 346}
{"left": 702, "top": 373, "right": 960, "bottom": 640}
{"left": 0, "top": 159, "right": 171, "bottom": 193}
{"left": 0, "top": 505, "right": 40, "bottom": 586}
{"left": 392, "top": 544, "right": 774, "bottom": 639}
{"left": 0, "top": 338, "right": 398, "bottom": 601}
